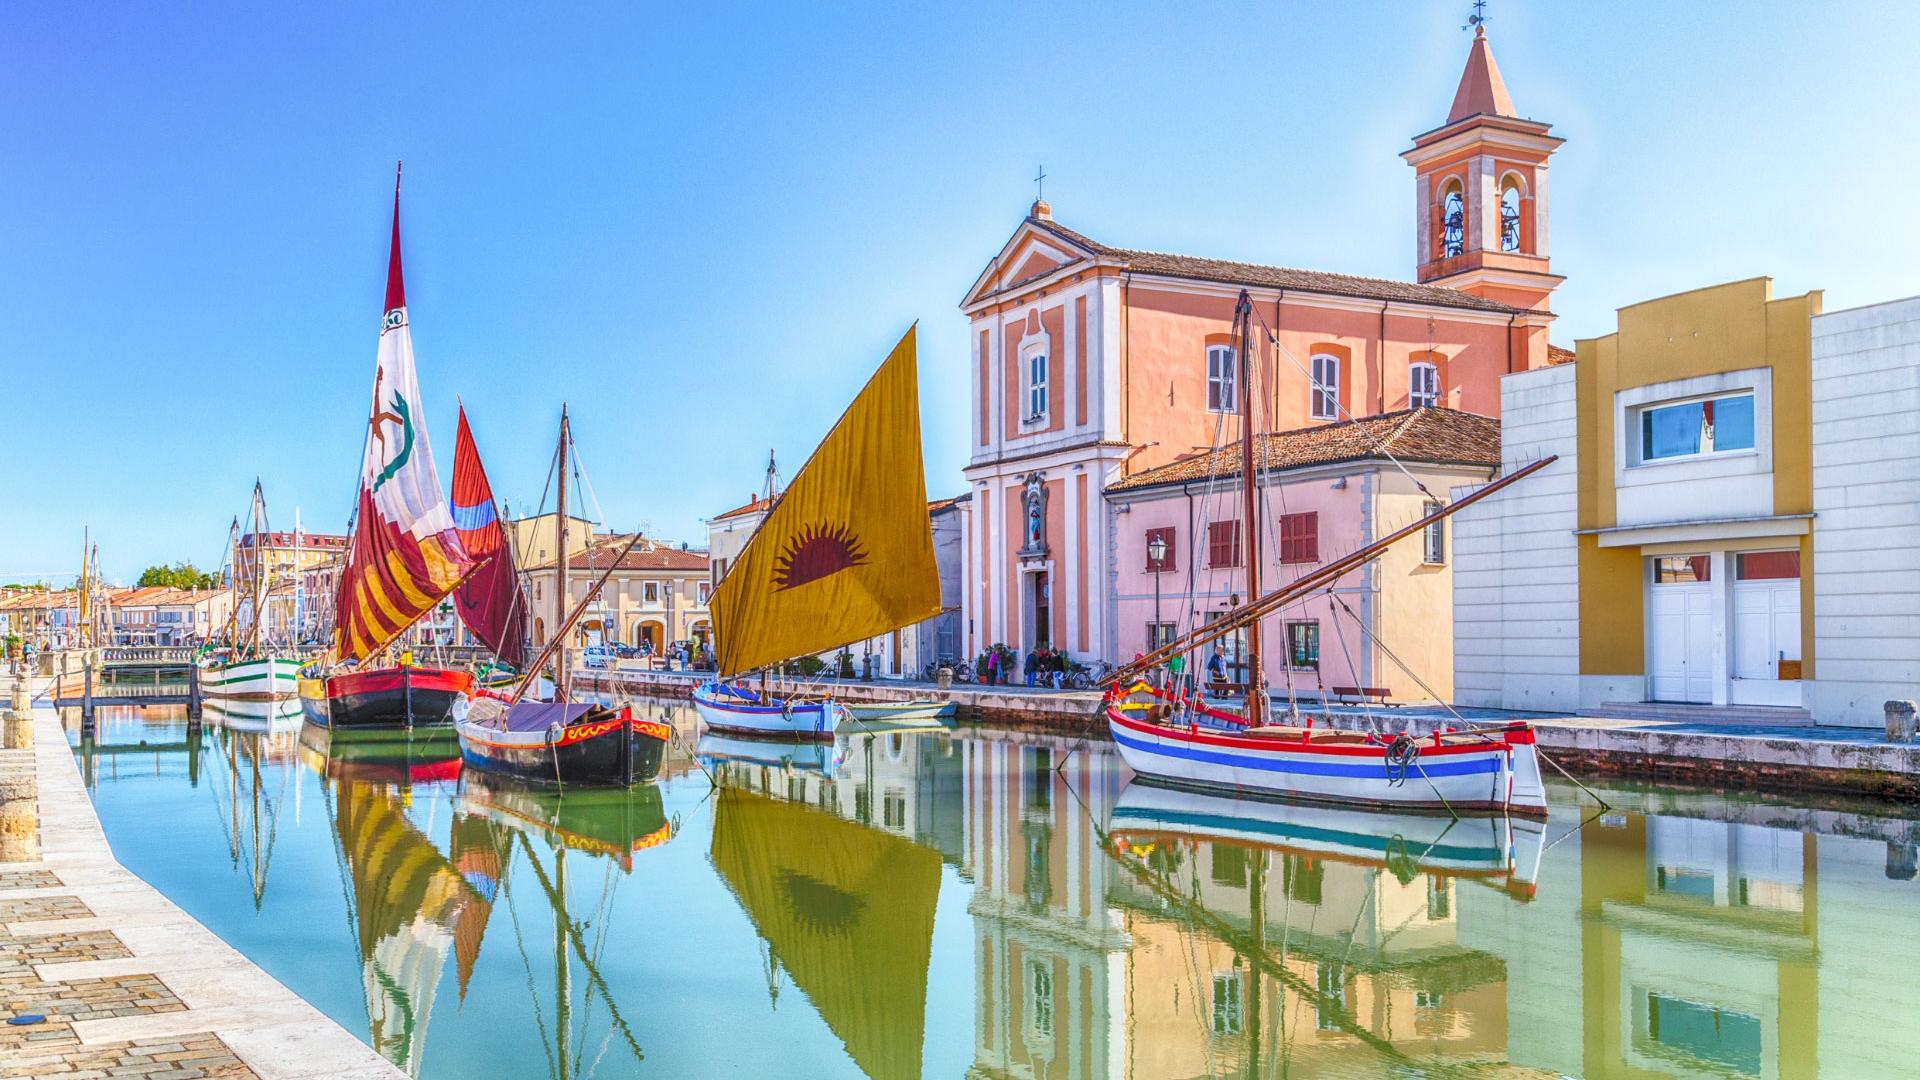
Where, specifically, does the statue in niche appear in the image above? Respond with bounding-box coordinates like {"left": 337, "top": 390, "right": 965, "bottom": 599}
{"left": 1019, "top": 472, "right": 1047, "bottom": 557}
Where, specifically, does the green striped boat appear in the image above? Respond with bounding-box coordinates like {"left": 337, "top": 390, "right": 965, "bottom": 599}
{"left": 201, "top": 656, "right": 302, "bottom": 701}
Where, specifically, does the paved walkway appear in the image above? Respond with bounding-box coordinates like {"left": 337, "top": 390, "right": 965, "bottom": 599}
{"left": 0, "top": 682, "right": 400, "bottom": 1079}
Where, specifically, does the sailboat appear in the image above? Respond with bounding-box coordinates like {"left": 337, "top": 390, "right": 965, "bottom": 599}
{"left": 692, "top": 327, "right": 942, "bottom": 740}
{"left": 317, "top": 167, "right": 477, "bottom": 731}
{"left": 456, "top": 408, "right": 671, "bottom": 785}
{"left": 1103, "top": 291, "right": 1553, "bottom": 817}
{"left": 202, "top": 483, "right": 302, "bottom": 701}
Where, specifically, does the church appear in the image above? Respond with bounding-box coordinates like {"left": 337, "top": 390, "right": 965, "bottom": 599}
{"left": 955, "top": 27, "right": 1568, "bottom": 690}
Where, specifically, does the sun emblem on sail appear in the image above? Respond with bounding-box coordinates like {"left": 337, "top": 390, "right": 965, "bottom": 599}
{"left": 772, "top": 522, "right": 867, "bottom": 591}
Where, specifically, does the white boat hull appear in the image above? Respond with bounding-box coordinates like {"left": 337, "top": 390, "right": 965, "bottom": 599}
{"left": 201, "top": 656, "right": 302, "bottom": 701}
{"left": 843, "top": 699, "right": 955, "bottom": 727}
{"left": 691, "top": 683, "right": 848, "bottom": 742}
{"left": 1107, "top": 705, "right": 1547, "bottom": 817}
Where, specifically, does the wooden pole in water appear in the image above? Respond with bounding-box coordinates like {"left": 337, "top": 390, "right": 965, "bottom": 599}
{"left": 82, "top": 656, "right": 93, "bottom": 733}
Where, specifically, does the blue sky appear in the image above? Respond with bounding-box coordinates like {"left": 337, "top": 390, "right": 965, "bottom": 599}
{"left": 4, "top": 2, "right": 1916, "bottom": 583}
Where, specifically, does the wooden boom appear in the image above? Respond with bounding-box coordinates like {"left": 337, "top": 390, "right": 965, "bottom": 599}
{"left": 1110, "top": 454, "right": 1557, "bottom": 687}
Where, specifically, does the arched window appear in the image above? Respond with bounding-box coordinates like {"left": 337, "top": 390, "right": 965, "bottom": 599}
{"left": 1440, "top": 181, "right": 1465, "bottom": 258}
{"left": 1500, "top": 178, "right": 1523, "bottom": 253}
{"left": 1205, "top": 344, "right": 1236, "bottom": 412}
{"left": 1310, "top": 354, "right": 1341, "bottom": 420}
{"left": 1409, "top": 361, "right": 1439, "bottom": 409}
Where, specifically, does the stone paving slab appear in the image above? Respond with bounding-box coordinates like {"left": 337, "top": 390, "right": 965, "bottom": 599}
{"left": 0, "top": 686, "right": 402, "bottom": 1079}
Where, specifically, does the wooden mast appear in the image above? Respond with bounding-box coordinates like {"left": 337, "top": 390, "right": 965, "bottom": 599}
{"left": 554, "top": 406, "right": 571, "bottom": 702}
{"left": 1233, "top": 290, "right": 1270, "bottom": 721}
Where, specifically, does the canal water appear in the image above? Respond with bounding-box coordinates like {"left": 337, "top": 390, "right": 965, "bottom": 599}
{"left": 65, "top": 697, "right": 1920, "bottom": 1079}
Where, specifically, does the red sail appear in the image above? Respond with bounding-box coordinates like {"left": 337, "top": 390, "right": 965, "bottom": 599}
{"left": 451, "top": 408, "right": 528, "bottom": 668}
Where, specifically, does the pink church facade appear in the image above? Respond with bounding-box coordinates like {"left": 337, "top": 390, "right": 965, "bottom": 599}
{"left": 954, "top": 29, "right": 1567, "bottom": 688}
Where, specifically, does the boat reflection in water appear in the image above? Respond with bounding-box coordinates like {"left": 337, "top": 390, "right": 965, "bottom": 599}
{"left": 301, "top": 718, "right": 664, "bottom": 1077}
{"left": 706, "top": 733, "right": 947, "bottom": 1080}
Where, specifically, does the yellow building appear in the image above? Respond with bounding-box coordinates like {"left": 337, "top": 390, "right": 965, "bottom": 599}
{"left": 521, "top": 534, "right": 711, "bottom": 654}
{"left": 1451, "top": 278, "right": 1920, "bottom": 725}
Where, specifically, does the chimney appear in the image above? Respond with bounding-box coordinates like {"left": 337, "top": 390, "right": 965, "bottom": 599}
{"left": 1030, "top": 198, "right": 1052, "bottom": 222}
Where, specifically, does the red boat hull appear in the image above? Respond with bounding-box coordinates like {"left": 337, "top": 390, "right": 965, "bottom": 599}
{"left": 323, "top": 666, "right": 473, "bottom": 730}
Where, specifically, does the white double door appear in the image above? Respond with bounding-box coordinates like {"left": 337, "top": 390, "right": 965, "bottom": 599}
{"left": 1649, "top": 582, "right": 1715, "bottom": 704}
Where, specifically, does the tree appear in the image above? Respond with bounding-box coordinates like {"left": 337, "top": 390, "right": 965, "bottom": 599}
{"left": 136, "top": 562, "right": 221, "bottom": 590}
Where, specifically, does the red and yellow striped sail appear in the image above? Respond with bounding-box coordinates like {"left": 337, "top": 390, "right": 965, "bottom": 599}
{"left": 334, "top": 174, "right": 472, "bottom": 661}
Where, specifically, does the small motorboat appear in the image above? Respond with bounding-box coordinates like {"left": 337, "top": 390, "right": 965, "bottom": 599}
{"left": 457, "top": 696, "right": 669, "bottom": 786}
{"left": 1106, "top": 681, "right": 1547, "bottom": 818}
{"left": 842, "top": 699, "right": 956, "bottom": 727}
{"left": 692, "top": 680, "right": 848, "bottom": 741}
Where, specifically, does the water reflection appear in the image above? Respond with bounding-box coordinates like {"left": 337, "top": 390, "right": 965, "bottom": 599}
{"left": 66, "top": 700, "right": 1920, "bottom": 1079}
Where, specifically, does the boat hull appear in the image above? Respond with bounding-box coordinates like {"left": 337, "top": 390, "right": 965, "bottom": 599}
{"left": 691, "top": 682, "right": 846, "bottom": 741}
{"left": 457, "top": 705, "right": 670, "bottom": 786}
{"left": 322, "top": 666, "right": 473, "bottom": 730}
{"left": 1106, "top": 703, "right": 1547, "bottom": 817}
{"left": 201, "top": 656, "right": 302, "bottom": 701}
{"left": 297, "top": 676, "right": 331, "bottom": 726}
{"left": 843, "top": 699, "right": 956, "bottom": 727}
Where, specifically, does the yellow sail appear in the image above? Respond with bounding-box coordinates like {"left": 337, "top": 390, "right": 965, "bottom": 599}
{"left": 711, "top": 326, "right": 940, "bottom": 676}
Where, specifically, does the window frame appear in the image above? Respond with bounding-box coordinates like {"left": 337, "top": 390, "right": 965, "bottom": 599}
{"left": 1310, "top": 354, "right": 1341, "bottom": 420}
{"left": 1422, "top": 500, "right": 1446, "bottom": 565}
{"left": 1440, "top": 182, "right": 1466, "bottom": 258}
{"left": 1023, "top": 342, "right": 1049, "bottom": 424}
{"left": 1205, "top": 344, "right": 1237, "bottom": 414}
{"left": 1409, "top": 361, "right": 1439, "bottom": 409}
{"left": 1286, "top": 620, "right": 1320, "bottom": 669}
{"left": 1634, "top": 391, "right": 1757, "bottom": 465}
{"left": 1499, "top": 181, "right": 1523, "bottom": 253}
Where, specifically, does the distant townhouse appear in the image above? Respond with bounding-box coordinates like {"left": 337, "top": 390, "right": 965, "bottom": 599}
{"left": 957, "top": 28, "right": 1568, "bottom": 673}
{"left": 1453, "top": 278, "right": 1920, "bottom": 726}
{"left": 110, "top": 587, "right": 232, "bottom": 645}
{"left": 523, "top": 535, "right": 712, "bottom": 655}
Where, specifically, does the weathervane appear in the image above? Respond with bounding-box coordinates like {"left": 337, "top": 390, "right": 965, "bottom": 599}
{"left": 1033, "top": 164, "right": 1047, "bottom": 204}
{"left": 1464, "top": 0, "right": 1487, "bottom": 33}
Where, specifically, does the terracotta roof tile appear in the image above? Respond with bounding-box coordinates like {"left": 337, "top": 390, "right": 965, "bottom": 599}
{"left": 1028, "top": 219, "right": 1518, "bottom": 314}
{"left": 526, "top": 536, "right": 710, "bottom": 573}
{"left": 1107, "top": 407, "right": 1502, "bottom": 493}
{"left": 1547, "top": 344, "right": 1575, "bottom": 365}
{"left": 711, "top": 494, "right": 779, "bottom": 521}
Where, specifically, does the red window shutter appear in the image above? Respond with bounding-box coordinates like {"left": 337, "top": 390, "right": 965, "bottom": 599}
{"left": 1278, "top": 512, "right": 1319, "bottom": 564}
{"left": 1208, "top": 521, "right": 1241, "bottom": 568}
{"left": 1144, "top": 527, "right": 1175, "bottom": 572}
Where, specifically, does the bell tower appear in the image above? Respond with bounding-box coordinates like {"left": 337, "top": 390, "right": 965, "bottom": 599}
{"left": 1403, "top": 25, "right": 1565, "bottom": 340}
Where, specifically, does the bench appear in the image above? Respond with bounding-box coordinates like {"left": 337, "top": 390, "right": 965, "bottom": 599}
{"left": 1331, "top": 686, "right": 1392, "bottom": 706}
{"left": 1206, "top": 679, "right": 1248, "bottom": 699}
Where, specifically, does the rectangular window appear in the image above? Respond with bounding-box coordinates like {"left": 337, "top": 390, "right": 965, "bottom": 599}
{"left": 1207, "top": 520, "right": 1242, "bottom": 568}
{"left": 698, "top": 582, "right": 712, "bottom": 603}
{"left": 1144, "top": 526, "right": 1176, "bottom": 572}
{"left": 1210, "top": 843, "right": 1248, "bottom": 887}
{"left": 1026, "top": 348, "right": 1049, "bottom": 421}
{"left": 1028, "top": 962, "right": 1054, "bottom": 1041}
{"left": 1423, "top": 500, "right": 1446, "bottom": 564}
{"left": 643, "top": 581, "right": 659, "bottom": 603}
{"left": 1206, "top": 345, "right": 1236, "bottom": 413}
{"left": 1147, "top": 622, "right": 1177, "bottom": 651}
{"left": 1211, "top": 973, "right": 1245, "bottom": 1036}
{"left": 1736, "top": 550, "right": 1799, "bottom": 580}
{"left": 1311, "top": 355, "right": 1340, "bottom": 420}
{"left": 1287, "top": 620, "right": 1320, "bottom": 669}
{"left": 1409, "top": 362, "right": 1438, "bottom": 409}
{"left": 1286, "top": 853, "right": 1324, "bottom": 903}
{"left": 882, "top": 792, "right": 906, "bottom": 830}
{"left": 1654, "top": 555, "right": 1711, "bottom": 584}
{"left": 1278, "top": 512, "right": 1318, "bottom": 564}
{"left": 1314, "top": 962, "right": 1345, "bottom": 1031}
{"left": 1639, "top": 393, "right": 1756, "bottom": 462}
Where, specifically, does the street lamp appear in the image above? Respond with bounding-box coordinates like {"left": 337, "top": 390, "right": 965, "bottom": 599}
{"left": 1147, "top": 534, "right": 1168, "bottom": 654}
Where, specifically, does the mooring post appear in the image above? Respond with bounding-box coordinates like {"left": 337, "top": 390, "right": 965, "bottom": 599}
{"left": 187, "top": 660, "right": 202, "bottom": 726}
{"left": 82, "top": 657, "right": 94, "bottom": 734}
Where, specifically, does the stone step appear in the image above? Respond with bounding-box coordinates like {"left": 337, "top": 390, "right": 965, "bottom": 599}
{"left": 1591, "top": 701, "right": 1815, "bottom": 725}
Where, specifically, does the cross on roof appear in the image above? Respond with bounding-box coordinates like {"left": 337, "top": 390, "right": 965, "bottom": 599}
{"left": 1465, "top": 0, "right": 1487, "bottom": 32}
{"left": 1033, "top": 165, "right": 1047, "bottom": 203}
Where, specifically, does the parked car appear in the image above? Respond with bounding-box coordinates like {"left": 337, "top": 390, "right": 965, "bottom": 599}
{"left": 582, "top": 645, "right": 612, "bottom": 670}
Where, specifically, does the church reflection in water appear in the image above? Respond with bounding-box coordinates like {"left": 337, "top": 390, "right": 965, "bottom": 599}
{"left": 702, "top": 724, "right": 1920, "bottom": 1080}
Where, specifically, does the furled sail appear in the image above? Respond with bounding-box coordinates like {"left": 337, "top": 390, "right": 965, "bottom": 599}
{"left": 450, "top": 407, "right": 528, "bottom": 668}
{"left": 709, "top": 326, "right": 940, "bottom": 675}
{"left": 334, "top": 174, "right": 472, "bottom": 661}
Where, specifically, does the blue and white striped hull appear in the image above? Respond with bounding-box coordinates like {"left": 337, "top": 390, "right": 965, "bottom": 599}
{"left": 1107, "top": 705, "right": 1547, "bottom": 817}
{"left": 691, "top": 682, "right": 848, "bottom": 742}
{"left": 1109, "top": 782, "right": 1545, "bottom": 889}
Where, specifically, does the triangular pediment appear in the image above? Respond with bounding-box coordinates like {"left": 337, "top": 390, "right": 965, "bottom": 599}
{"left": 961, "top": 217, "right": 1102, "bottom": 311}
